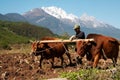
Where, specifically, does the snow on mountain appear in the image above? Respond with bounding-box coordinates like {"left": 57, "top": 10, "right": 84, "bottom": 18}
{"left": 41, "top": 6, "right": 78, "bottom": 22}
{"left": 80, "top": 13, "right": 108, "bottom": 28}
{"left": 41, "top": 6, "right": 109, "bottom": 28}
{"left": 80, "top": 13, "right": 96, "bottom": 21}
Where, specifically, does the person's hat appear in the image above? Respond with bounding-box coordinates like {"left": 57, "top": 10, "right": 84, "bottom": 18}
{"left": 73, "top": 24, "right": 80, "bottom": 29}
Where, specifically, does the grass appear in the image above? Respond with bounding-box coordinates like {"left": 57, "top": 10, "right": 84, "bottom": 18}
{"left": 0, "top": 43, "right": 31, "bottom": 54}
{"left": 59, "top": 66, "right": 120, "bottom": 80}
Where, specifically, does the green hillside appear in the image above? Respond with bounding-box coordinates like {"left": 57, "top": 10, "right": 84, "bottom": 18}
{"left": 0, "top": 20, "right": 55, "bottom": 49}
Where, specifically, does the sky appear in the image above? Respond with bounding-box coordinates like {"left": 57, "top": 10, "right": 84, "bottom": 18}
{"left": 0, "top": 0, "right": 120, "bottom": 29}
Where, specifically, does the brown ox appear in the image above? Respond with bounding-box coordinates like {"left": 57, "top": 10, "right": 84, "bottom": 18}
{"left": 31, "top": 37, "right": 72, "bottom": 68}
{"left": 76, "top": 33, "right": 119, "bottom": 68}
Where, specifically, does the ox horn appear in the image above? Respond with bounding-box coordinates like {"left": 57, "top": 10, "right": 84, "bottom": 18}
{"left": 29, "top": 40, "right": 34, "bottom": 43}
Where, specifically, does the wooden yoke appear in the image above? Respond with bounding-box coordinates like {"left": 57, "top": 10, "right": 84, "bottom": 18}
{"left": 39, "top": 39, "right": 94, "bottom": 43}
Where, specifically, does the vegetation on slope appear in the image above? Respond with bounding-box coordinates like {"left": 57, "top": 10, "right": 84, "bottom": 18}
{"left": 0, "top": 20, "right": 55, "bottom": 49}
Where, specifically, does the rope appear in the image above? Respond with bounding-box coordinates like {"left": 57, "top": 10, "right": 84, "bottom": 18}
{"left": 34, "top": 45, "right": 56, "bottom": 53}
{"left": 60, "top": 40, "right": 69, "bottom": 53}
{"left": 34, "top": 42, "right": 68, "bottom": 53}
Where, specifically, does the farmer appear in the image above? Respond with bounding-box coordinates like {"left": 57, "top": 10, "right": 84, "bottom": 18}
{"left": 69, "top": 24, "right": 85, "bottom": 40}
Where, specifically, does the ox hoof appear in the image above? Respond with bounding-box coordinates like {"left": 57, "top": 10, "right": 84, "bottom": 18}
{"left": 69, "top": 63, "right": 76, "bottom": 67}
{"left": 52, "top": 66, "right": 55, "bottom": 69}
{"left": 36, "top": 69, "right": 45, "bottom": 74}
{"left": 92, "top": 66, "right": 101, "bottom": 69}
{"left": 85, "top": 66, "right": 92, "bottom": 69}
{"left": 76, "top": 56, "right": 82, "bottom": 65}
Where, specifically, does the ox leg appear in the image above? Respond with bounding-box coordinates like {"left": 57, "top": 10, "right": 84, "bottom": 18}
{"left": 60, "top": 56, "right": 64, "bottom": 68}
{"left": 112, "top": 58, "right": 117, "bottom": 67}
{"left": 66, "top": 52, "right": 72, "bottom": 65}
{"left": 51, "top": 58, "right": 54, "bottom": 68}
{"left": 93, "top": 53, "right": 100, "bottom": 68}
{"left": 39, "top": 57, "right": 43, "bottom": 69}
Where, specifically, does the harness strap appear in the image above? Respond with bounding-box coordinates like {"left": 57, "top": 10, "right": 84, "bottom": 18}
{"left": 35, "top": 46, "right": 56, "bottom": 53}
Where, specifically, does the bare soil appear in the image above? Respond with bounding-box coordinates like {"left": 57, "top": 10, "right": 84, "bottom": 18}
{"left": 0, "top": 45, "right": 120, "bottom": 80}
{"left": 0, "top": 52, "right": 81, "bottom": 80}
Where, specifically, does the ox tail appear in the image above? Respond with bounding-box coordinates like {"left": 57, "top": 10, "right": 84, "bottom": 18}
{"left": 118, "top": 41, "right": 120, "bottom": 45}
{"left": 102, "top": 49, "right": 108, "bottom": 60}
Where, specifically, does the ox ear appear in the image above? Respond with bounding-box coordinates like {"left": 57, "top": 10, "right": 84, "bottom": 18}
{"left": 87, "top": 41, "right": 96, "bottom": 46}
{"left": 41, "top": 43, "right": 51, "bottom": 49}
{"left": 89, "top": 41, "right": 96, "bottom": 46}
{"left": 43, "top": 43, "right": 50, "bottom": 48}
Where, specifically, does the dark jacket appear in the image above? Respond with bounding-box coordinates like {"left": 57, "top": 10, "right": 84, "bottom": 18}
{"left": 76, "top": 31, "right": 85, "bottom": 39}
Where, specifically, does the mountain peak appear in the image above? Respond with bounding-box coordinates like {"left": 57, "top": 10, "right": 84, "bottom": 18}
{"left": 41, "top": 6, "right": 78, "bottom": 20}
{"left": 80, "top": 13, "right": 96, "bottom": 21}
{"left": 80, "top": 13, "right": 106, "bottom": 28}
{"left": 23, "top": 8, "right": 47, "bottom": 17}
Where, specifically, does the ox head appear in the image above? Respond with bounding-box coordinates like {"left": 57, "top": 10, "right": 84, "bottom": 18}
{"left": 31, "top": 41, "right": 47, "bottom": 56}
{"left": 76, "top": 40, "right": 96, "bottom": 59}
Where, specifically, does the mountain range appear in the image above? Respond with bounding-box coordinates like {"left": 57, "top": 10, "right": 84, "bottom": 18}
{"left": 0, "top": 6, "right": 120, "bottom": 39}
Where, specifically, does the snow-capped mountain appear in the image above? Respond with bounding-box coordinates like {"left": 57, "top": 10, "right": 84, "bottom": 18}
{"left": 22, "top": 6, "right": 120, "bottom": 39}
{"left": 0, "top": 6, "right": 120, "bottom": 39}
